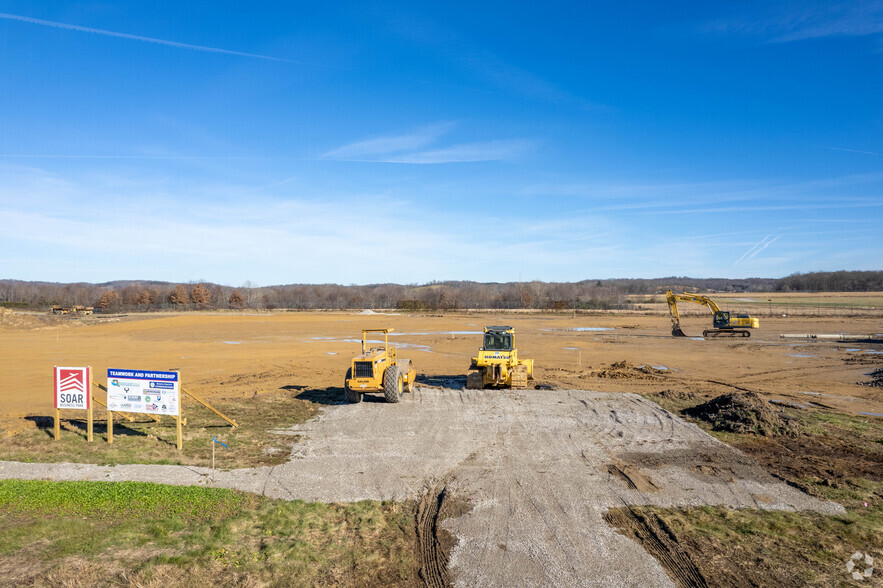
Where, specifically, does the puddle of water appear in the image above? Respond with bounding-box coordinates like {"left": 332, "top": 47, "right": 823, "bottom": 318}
{"left": 563, "top": 347, "right": 579, "bottom": 350}
{"left": 652, "top": 365, "right": 668, "bottom": 371}
{"left": 389, "top": 331, "right": 482, "bottom": 336}
{"left": 787, "top": 354, "right": 816, "bottom": 358}
{"left": 845, "top": 348, "right": 861, "bottom": 352}
{"left": 797, "top": 391, "right": 864, "bottom": 402}
{"left": 866, "top": 351, "right": 883, "bottom": 355}
{"left": 572, "top": 327, "right": 614, "bottom": 332}
{"left": 860, "top": 412, "right": 883, "bottom": 417}
{"left": 690, "top": 337, "right": 705, "bottom": 341}
{"left": 223, "top": 341, "right": 242, "bottom": 345}
{"left": 309, "top": 338, "right": 432, "bottom": 352}
{"left": 327, "top": 352, "right": 338, "bottom": 355}
{"left": 732, "top": 298, "right": 757, "bottom": 302}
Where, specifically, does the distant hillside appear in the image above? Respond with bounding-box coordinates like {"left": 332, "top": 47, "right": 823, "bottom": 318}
{"left": 0, "top": 271, "right": 880, "bottom": 312}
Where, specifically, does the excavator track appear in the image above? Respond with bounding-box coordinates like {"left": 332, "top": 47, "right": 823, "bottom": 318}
{"left": 702, "top": 329, "right": 751, "bottom": 338}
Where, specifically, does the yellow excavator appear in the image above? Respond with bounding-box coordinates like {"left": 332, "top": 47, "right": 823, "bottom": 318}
{"left": 666, "top": 291, "right": 759, "bottom": 338}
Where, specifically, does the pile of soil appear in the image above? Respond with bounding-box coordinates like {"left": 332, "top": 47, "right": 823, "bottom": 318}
{"left": 0, "top": 308, "right": 62, "bottom": 330}
{"left": 654, "top": 389, "right": 697, "bottom": 401}
{"left": 684, "top": 392, "right": 799, "bottom": 437}
{"left": 592, "top": 360, "right": 666, "bottom": 380}
{"left": 860, "top": 368, "right": 883, "bottom": 388}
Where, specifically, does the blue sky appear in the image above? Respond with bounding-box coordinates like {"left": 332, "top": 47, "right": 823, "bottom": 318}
{"left": 1, "top": 1, "right": 881, "bottom": 285}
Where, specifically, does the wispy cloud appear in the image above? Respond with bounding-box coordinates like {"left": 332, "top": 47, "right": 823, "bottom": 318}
{"left": 387, "top": 12, "right": 598, "bottom": 109}
{"left": 370, "top": 140, "right": 531, "bottom": 164}
{"left": 735, "top": 234, "right": 783, "bottom": 263}
{"left": 321, "top": 124, "right": 532, "bottom": 164}
{"left": 702, "top": 2, "right": 883, "bottom": 42}
{"left": 821, "top": 145, "right": 883, "bottom": 158}
{"left": 321, "top": 124, "right": 453, "bottom": 159}
{"left": 0, "top": 12, "right": 293, "bottom": 62}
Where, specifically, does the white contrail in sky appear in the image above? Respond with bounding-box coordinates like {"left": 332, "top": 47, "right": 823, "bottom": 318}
{"left": 821, "top": 145, "right": 883, "bottom": 158}
{"left": 0, "top": 12, "right": 293, "bottom": 62}
{"left": 735, "top": 233, "right": 782, "bottom": 263}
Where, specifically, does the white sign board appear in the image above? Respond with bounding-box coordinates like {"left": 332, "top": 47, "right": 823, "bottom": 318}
{"left": 54, "top": 366, "right": 91, "bottom": 409}
{"left": 106, "top": 369, "right": 179, "bottom": 416}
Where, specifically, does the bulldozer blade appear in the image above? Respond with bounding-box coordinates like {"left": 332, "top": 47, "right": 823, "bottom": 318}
{"left": 671, "top": 325, "right": 687, "bottom": 337}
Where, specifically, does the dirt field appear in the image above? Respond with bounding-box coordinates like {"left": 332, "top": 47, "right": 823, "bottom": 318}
{"left": 1, "top": 308, "right": 881, "bottom": 428}
{"left": 0, "top": 307, "right": 881, "bottom": 585}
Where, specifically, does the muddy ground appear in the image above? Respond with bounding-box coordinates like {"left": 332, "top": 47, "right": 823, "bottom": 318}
{"left": 0, "top": 309, "right": 881, "bottom": 586}
{"left": 1, "top": 309, "right": 881, "bottom": 426}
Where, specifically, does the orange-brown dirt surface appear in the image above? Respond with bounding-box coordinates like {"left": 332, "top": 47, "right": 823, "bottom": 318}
{"left": 1, "top": 308, "right": 881, "bottom": 432}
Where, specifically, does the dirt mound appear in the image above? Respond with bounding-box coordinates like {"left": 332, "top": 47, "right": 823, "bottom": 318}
{"left": 0, "top": 308, "right": 64, "bottom": 330}
{"left": 592, "top": 360, "right": 666, "bottom": 380}
{"left": 684, "top": 392, "right": 799, "bottom": 437}
{"left": 654, "top": 389, "right": 697, "bottom": 401}
{"left": 860, "top": 368, "right": 883, "bottom": 388}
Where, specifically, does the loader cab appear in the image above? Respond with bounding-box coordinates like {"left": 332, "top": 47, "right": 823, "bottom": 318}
{"left": 712, "top": 311, "right": 731, "bottom": 329}
{"left": 483, "top": 327, "right": 514, "bottom": 352}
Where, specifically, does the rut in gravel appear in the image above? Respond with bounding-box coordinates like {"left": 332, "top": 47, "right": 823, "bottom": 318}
{"left": 416, "top": 482, "right": 451, "bottom": 588}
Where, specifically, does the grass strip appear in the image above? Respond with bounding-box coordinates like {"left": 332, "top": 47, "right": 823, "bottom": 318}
{"left": 0, "top": 480, "right": 417, "bottom": 587}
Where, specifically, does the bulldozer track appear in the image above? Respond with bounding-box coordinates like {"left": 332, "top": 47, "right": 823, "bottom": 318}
{"left": 511, "top": 365, "right": 528, "bottom": 389}
{"left": 416, "top": 482, "right": 452, "bottom": 588}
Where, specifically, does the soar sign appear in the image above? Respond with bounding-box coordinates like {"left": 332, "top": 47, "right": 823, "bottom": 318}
{"left": 53, "top": 366, "right": 93, "bottom": 441}
{"left": 54, "top": 367, "right": 91, "bottom": 409}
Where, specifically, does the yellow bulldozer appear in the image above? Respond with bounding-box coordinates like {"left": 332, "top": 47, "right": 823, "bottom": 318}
{"left": 466, "top": 326, "right": 534, "bottom": 389}
{"left": 666, "top": 290, "right": 759, "bottom": 338}
{"left": 344, "top": 328, "right": 416, "bottom": 403}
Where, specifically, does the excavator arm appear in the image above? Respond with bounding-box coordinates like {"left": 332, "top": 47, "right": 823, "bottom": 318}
{"left": 666, "top": 291, "right": 722, "bottom": 337}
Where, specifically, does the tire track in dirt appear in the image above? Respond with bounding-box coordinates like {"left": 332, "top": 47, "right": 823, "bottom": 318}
{"left": 604, "top": 506, "right": 708, "bottom": 588}
{"left": 416, "top": 481, "right": 451, "bottom": 588}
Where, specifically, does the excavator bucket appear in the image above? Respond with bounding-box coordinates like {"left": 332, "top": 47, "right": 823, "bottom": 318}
{"left": 671, "top": 325, "right": 687, "bottom": 337}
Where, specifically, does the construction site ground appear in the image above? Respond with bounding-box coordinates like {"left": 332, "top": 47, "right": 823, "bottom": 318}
{"left": 0, "top": 307, "right": 881, "bottom": 586}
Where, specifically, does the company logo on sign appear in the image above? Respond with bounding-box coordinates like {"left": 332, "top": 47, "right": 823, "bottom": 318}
{"left": 145, "top": 403, "right": 158, "bottom": 411}
{"left": 55, "top": 367, "right": 90, "bottom": 410}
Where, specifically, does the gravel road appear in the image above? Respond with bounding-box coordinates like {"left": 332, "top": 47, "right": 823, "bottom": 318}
{"left": 0, "top": 387, "right": 843, "bottom": 587}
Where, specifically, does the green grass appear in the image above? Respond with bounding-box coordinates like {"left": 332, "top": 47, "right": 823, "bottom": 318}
{"left": 0, "top": 479, "right": 249, "bottom": 520}
{"left": 611, "top": 495, "right": 882, "bottom": 587}
{"left": 0, "top": 390, "right": 322, "bottom": 468}
{"left": 0, "top": 479, "right": 417, "bottom": 587}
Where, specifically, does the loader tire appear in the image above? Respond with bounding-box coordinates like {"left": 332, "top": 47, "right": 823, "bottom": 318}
{"left": 384, "top": 366, "right": 403, "bottom": 403}
{"left": 511, "top": 365, "right": 528, "bottom": 389}
{"left": 466, "top": 370, "right": 484, "bottom": 390}
{"left": 344, "top": 368, "right": 362, "bottom": 404}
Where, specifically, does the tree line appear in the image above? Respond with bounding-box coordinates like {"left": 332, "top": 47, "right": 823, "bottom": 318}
{"left": 0, "top": 270, "right": 879, "bottom": 312}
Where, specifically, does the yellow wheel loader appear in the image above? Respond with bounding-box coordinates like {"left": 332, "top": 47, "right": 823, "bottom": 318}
{"left": 466, "top": 326, "right": 534, "bottom": 389}
{"left": 344, "top": 328, "right": 416, "bottom": 403}
{"left": 666, "top": 290, "right": 759, "bottom": 338}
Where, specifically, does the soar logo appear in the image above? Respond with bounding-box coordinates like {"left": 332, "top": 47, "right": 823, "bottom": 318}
{"left": 55, "top": 367, "right": 90, "bottom": 410}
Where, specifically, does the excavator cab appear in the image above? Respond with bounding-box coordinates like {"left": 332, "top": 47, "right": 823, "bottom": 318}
{"left": 712, "top": 311, "right": 731, "bottom": 330}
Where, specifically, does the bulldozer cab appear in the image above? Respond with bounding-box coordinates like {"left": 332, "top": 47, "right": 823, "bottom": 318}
{"left": 483, "top": 327, "right": 513, "bottom": 352}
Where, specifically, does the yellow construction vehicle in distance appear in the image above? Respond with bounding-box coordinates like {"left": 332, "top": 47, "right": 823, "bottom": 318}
{"left": 466, "top": 326, "right": 534, "bottom": 389}
{"left": 344, "top": 329, "right": 416, "bottom": 403}
{"left": 666, "top": 290, "right": 759, "bottom": 338}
